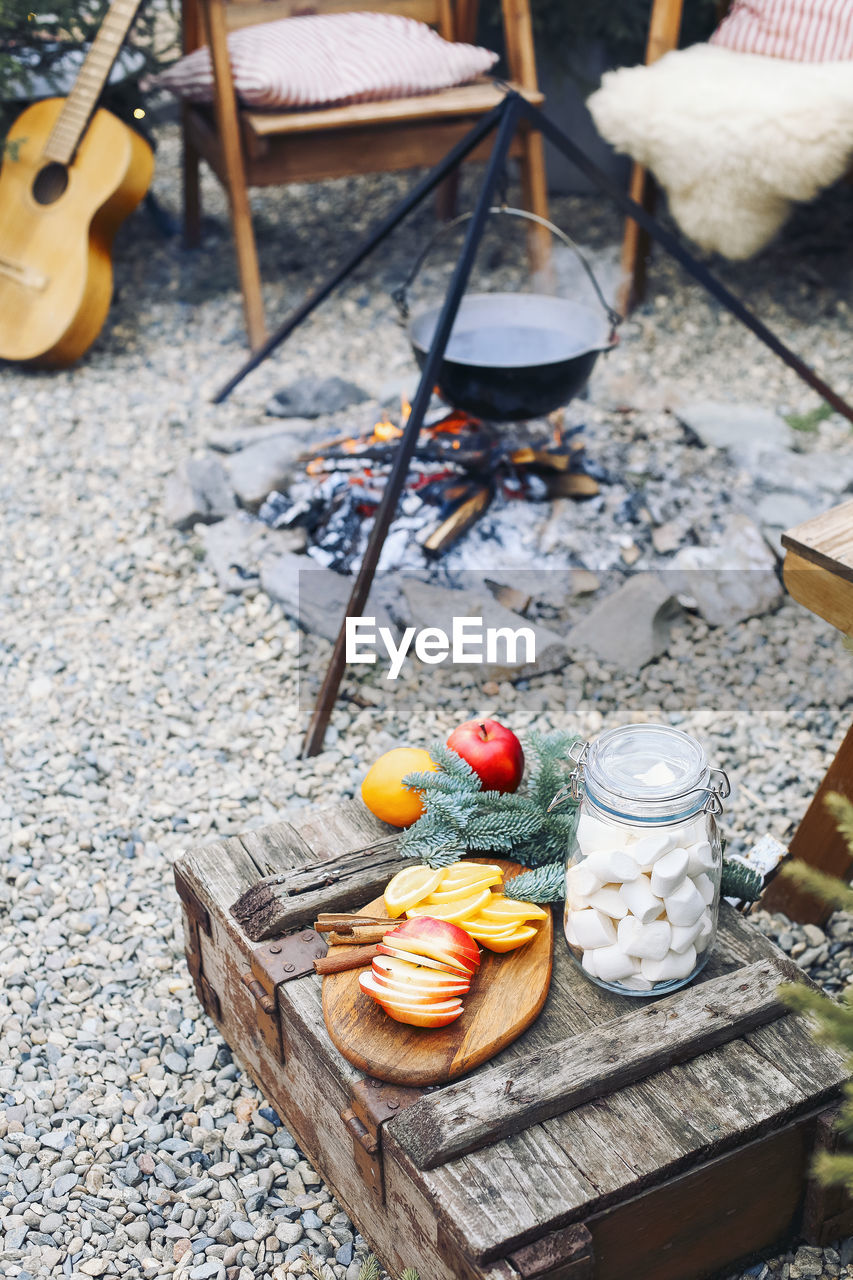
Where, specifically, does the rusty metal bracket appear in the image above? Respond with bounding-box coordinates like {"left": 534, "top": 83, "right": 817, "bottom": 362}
{"left": 243, "top": 929, "right": 329, "bottom": 1064}
{"left": 344, "top": 1076, "right": 430, "bottom": 1205}
{"left": 174, "top": 865, "right": 221, "bottom": 1021}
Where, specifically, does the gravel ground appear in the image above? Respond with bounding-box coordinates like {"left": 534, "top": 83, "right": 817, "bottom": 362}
{"left": 2, "top": 123, "right": 853, "bottom": 1280}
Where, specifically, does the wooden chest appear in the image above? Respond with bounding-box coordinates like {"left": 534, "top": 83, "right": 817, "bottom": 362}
{"left": 174, "top": 800, "right": 852, "bottom": 1280}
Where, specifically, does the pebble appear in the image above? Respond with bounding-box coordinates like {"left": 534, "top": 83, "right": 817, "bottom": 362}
{"left": 0, "top": 128, "right": 851, "bottom": 1280}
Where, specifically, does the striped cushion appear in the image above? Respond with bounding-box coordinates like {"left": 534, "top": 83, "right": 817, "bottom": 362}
{"left": 157, "top": 12, "right": 498, "bottom": 108}
{"left": 711, "top": 0, "right": 853, "bottom": 61}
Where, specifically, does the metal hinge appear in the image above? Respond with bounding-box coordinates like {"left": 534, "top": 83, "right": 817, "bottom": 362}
{"left": 241, "top": 929, "right": 329, "bottom": 1064}
{"left": 174, "top": 865, "right": 222, "bottom": 1022}
{"left": 340, "top": 1077, "right": 429, "bottom": 1205}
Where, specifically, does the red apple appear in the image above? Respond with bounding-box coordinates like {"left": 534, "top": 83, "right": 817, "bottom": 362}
{"left": 370, "top": 961, "right": 471, "bottom": 1000}
{"left": 385, "top": 917, "right": 481, "bottom": 972}
{"left": 358, "top": 970, "right": 465, "bottom": 1026}
{"left": 446, "top": 719, "right": 524, "bottom": 793}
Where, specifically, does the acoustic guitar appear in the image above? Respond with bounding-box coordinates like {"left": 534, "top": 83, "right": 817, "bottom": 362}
{"left": 0, "top": 0, "right": 153, "bottom": 367}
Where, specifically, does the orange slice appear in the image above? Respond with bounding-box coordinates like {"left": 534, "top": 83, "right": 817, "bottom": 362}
{"left": 383, "top": 865, "right": 445, "bottom": 918}
{"left": 459, "top": 918, "right": 522, "bottom": 941}
{"left": 478, "top": 895, "right": 549, "bottom": 923}
{"left": 480, "top": 924, "right": 538, "bottom": 952}
{"left": 405, "top": 887, "right": 493, "bottom": 924}
{"left": 425, "top": 875, "right": 502, "bottom": 903}
{"left": 440, "top": 862, "right": 504, "bottom": 887}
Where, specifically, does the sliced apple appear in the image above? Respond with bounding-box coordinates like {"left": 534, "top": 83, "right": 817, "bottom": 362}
{"left": 479, "top": 924, "right": 538, "bottom": 952}
{"left": 372, "top": 955, "right": 471, "bottom": 996}
{"left": 405, "top": 887, "right": 493, "bottom": 924}
{"left": 376, "top": 943, "right": 474, "bottom": 977}
{"left": 377, "top": 998, "right": 464, "bottom": 1027}
{"left": 478, "top": 894, "right": 549, "bottom": 923}
{"left": 387, "top": 916, "right": 481, "bottom": 971}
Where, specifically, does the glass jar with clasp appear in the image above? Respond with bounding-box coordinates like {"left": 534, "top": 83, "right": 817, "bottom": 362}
{"left": 555, "top": 724, "right": 730, "bottom": 996}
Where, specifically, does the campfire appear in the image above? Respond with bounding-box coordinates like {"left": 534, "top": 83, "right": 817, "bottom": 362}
{"left": 259, "top": 400, "right": 601, "bottom": 573}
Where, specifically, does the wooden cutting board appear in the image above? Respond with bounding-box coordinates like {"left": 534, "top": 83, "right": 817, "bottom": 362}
{"left": 322, "top": 859, "right": 553, "bottom": 1085}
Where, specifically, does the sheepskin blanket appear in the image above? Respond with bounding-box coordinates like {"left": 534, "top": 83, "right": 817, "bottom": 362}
{"left": 588, "top": 44, "right": 853, "bottom": 259}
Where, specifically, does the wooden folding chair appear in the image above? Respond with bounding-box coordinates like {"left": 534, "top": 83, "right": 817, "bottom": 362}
{"left": 181, "top": 0, "right": 549, "bottom": 349}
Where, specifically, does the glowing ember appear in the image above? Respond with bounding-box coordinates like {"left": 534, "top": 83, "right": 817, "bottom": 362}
{"left": 373, "top": 415, "right": 403, "bottom": 443}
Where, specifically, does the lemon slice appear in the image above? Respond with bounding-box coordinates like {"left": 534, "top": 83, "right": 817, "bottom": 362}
{"left": 440, "top": 862, "right": 504, "bottom": 887}
{"left": 478, "top": 894, "right": 549, "bottom": 923}
{"left": 459, "top": 918, "right": 522, "bottom": 941}
{"left": 383, "top": 865, "right": 445, "bottom": 918}
{"left": 480, "top": 924, "right": 538, "bottom": 952}
{"left": 425, "top": 874, "right": 502, "bottom": 903}
{"left": 405, "top": 886, "right": 493, "bottom": 924}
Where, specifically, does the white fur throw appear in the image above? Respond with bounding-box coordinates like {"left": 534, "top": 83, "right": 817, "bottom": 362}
{"left": 588, "top": 44, "right": 853, "bottom": 259}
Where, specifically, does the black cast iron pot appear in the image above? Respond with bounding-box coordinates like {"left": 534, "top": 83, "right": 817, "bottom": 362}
{"left": 397, "top": 207, "right": 621, "bottom": 422}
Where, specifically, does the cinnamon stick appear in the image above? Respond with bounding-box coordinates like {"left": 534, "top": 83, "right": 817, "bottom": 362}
{"left": 326, "top": 925, "right": 390, "bottom": 946}
{"left": 315, "top": 914, "right": 392, "bottom": 932}
{"left": 314, "top": 945, "right": 380, "bottom": 975}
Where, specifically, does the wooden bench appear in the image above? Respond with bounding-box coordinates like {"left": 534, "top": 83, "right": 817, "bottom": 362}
{"left": 761, "top": 499, "right": 853, "bottom": 924}
{"left": 175, "top": 799, "right": 852, "bottom": 1280}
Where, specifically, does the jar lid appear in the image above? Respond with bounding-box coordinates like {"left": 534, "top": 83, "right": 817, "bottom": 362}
{"left": 583, "top": 724, "right": 710, "bottom": 822}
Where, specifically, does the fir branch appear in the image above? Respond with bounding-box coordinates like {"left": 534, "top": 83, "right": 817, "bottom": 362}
{"left": 428, "top": 740, "right": 482, "bottom": 787}
{"left": 504, "top": 863, "right": 565, "bottom": 903}
{"left": 720, "top": 859, "right": 763, "bottom": 902}
{"left": 400, "top": 1271, "right": 420, "bottom": 1280}
{"left": 826, "top": 791, "right": 853, "bottom": 849}
{"left": 357, "top": 1257, "right": 382, "bottom": 1280}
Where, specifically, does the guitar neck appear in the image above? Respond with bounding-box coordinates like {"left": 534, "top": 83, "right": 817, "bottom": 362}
{"left": 43, "top": 0, "right": 145, "bottom": 165}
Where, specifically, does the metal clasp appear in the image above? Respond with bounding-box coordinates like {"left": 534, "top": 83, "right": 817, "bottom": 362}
{"left": 547, "top": 740, "right": 588, "bottom": 812}
{"left": 699, "top": 768, "right": 731, "bottom": 816}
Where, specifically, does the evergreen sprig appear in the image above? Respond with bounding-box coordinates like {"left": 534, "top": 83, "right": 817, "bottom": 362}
{"left": 400, "top": 731, "right": 580, "bottom": 869}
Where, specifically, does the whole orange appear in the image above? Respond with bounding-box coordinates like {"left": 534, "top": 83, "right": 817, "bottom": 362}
{"left": 360, "top": 747, "right": 438, "bottom": 827}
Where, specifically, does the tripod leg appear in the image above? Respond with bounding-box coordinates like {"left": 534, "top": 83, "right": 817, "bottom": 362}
{"left": 302, "top": 95, "right": 524, "bottom": 757}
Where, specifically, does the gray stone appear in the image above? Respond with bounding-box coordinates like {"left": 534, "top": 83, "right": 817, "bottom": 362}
{"left": 285, "top": 1243, "right": 309, "bottom": 1263}
{"left": 755, "top": 491, "right": 824, "bottom": 557}
{"left": 400, "top": 578, "right": 568, "bottom": 682}
{"left": 199, "top": 515, "right": 306, "bottom": 595}
{"left": 189, "top": 1262, "right": 225, "bottom": 1280}
{"left": 275, "top": 1222, "right": 303, "bottom": 1246}
{"left": 790, "top": 1245, "right": 824, "bottom": 1277}
{"left": 163, "top": 1052, "right": 187, "bottom": 1075}
{"left": 125, "top": 1221, "right": 150, "bottom": 1243}
{"left": 300, "top": 1210, "right": 322, "bottom": 1230}
{"left": 5, "top": 1226, "right": 27, "bottom": 1249}
{"left": 668, "top": 515, "right": 783, "bottom": 627}
{"left": 336, "top": 1242, "right": 354, "bottom": 1267}
{"left": 40, "top": 1132, "right": 72, "bottom": 1152}
{"left": 678, "top": 401, "right": 793, "bottom": 452}
{"left": 229, "top": 1219, "right": 255, "bottom": 1241}
{"left": 260, "top": 553, "right": 395, "bottom": 643}
{"left": 207, "top": 419, "right": 318, "bottom": 455}
{"left": 193, "top": 1043, "right": 219, "bottom": 1072}
{"left": 154, "top": 1162, "right": 178, "bottom": 1188}
{"left": 566, "top": 574, "right": 681, "bottom": 674}
{"left": 165, "top": 454, "right": 237, "bottom": 530}
{"left": 52, "top": 1172, "right": 78, "bottom": 1197}
{"left": 737, "top": 446, "right": 853, "bottom": 496}
{"left": 226, "top": 437, "right": 314, "bottom": 511}
{"left": 266, "top": 376, "right": 369, "bottom": 419}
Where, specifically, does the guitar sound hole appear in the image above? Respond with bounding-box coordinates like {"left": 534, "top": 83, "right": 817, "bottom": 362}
{"left": 32, "top": 162, "right": 69, "bottom": 205}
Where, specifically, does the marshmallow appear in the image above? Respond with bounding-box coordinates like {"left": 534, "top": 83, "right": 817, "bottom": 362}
{"left": 585, "top": 849, "right": 640, "bottom": 884}
{"left": 619, "top": 875, "right": 665, "bottom": 926}
{"left": 617, "top": 916, "right": 672, "bottom": 961}
{"left": 570, "top": 907, "right": 617, "bottom": 950}
{"left": 593, "top": 944, "right": 640, "bottom": 983}
{"left": 581, "top": 949, "right": 599, "bottom": 977}
{"left": 586, "top": 885, "right": 629, "bottom": 919}
{"left": 621, "top": 974, "right": 655, "bottom": 992}
{"left": 669, "top": 917, "right": 704, "bottom": 954}
{"left": 696, "top": 911, "right": 714, "bottom": 952}
{"left": 694, "top": 872, "right": 716, "bottom": 905}
{"left": 641, "top": 945, "right": 697, "bottom": 983}
{"left": 686, "top": 840, "right": 715, "bottom": 875}
{"left": 664, "top": 878, "right": 706, "bottom": 927}
{"left": 630, "top": 830, "right": 678, "bottom": 869}
{"left": 565, "top": 862, "right": 602, "bottom": 909}
{"left": 576, "top": 813, "right": 629, "bottom": 856}
{"left": 650, "top": 847, "right": 689, "bottom": 897}
{"left": 564, "top": 912, "right": 580, "bottom": 947}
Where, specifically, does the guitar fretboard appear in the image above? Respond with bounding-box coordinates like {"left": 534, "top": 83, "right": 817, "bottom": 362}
{"left": 43, "top": 0, "right": 145, "bottom": 165}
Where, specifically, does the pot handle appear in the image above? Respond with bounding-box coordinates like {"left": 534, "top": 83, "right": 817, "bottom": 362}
{"left": 392, "top": 205, "right": 623, "bottom": 341}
